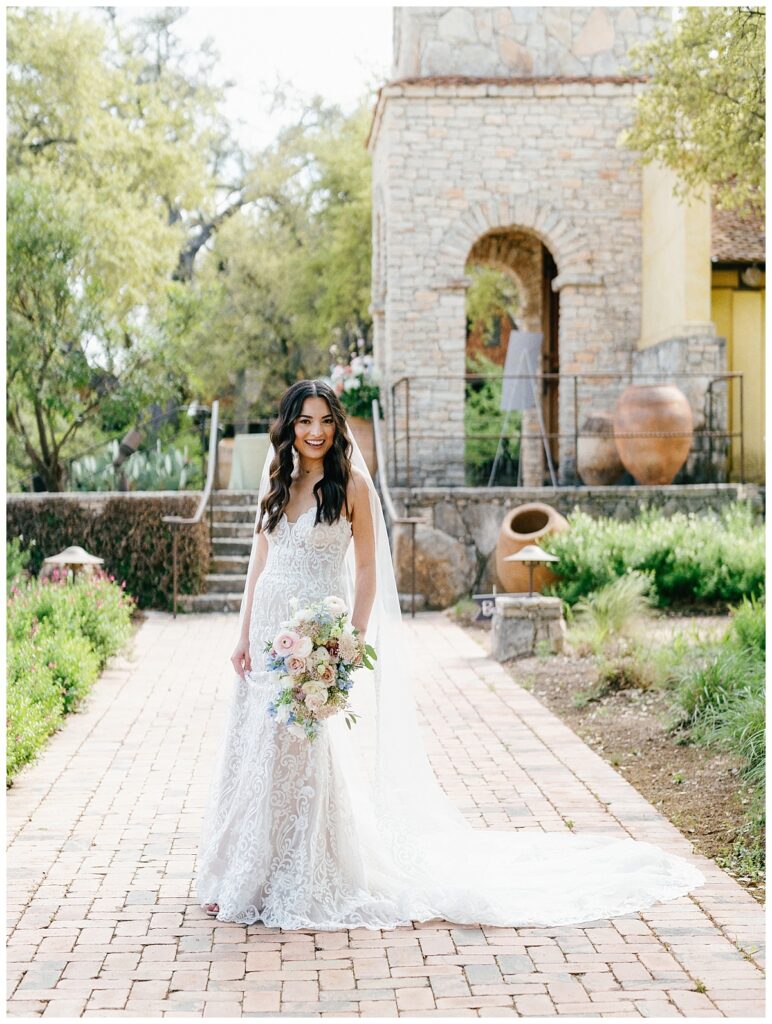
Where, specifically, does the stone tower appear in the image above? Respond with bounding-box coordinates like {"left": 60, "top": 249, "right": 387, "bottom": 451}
{"left": 368, "top": 7, "right": 721, "bottom": 487}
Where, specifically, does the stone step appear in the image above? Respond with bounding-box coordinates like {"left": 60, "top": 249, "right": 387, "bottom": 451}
{"left": 178, "top": 592, "right": 242, "bottom": 613}
{"left": 211, "top": 505, "right": 259, "bottom": 523}
{"left": 211, "top": 554, "right": 251, "bottom": 574}
{"left": 211, "top": 490, "right": 262, "bottom": 505}
{"left": 205, "top": 572, "right": 247, "bottom": 594}
{"left": 213, "top": 536, "right": 254, "bottom": 556}
{"left": 212, "top": 522, "right": 256, "bottom": 538}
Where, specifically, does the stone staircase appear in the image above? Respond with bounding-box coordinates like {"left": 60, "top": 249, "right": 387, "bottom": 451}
{"left": 178, "top": 488, "right": 427, "bottom": 615}
{"left": 178, "top": 491, "right": 260, "bottom": 613}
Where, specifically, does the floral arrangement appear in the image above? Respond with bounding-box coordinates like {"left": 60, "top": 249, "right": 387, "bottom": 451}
{"left": 263, "top": 595, "right": 377, "bottom": 741}
{"left": 329, "top": 347, "right": 381, "bottom": 420}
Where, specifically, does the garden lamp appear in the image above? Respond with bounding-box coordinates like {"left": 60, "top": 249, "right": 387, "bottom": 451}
{"left": 503, "top": 543, "right": 559, "bottom": 598}
{"left": 42, "top": 545, "right": 104, "bottom": 583}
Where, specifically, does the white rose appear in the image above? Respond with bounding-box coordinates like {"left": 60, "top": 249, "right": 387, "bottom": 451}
{"left": 302, "top": 682, "right": 328, "bottom": 712}
{"left": 287, "top": 722, "right": 307, "bottom": 740}
{"left": 293, "top": 636, "right": 313, "bottom": 658}
{"left": 323, "top": 595, "right": 348, "bottom": 617}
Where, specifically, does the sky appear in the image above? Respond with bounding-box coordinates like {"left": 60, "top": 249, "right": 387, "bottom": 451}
{"left": 114, "top": 5, "right": 394, "bottom": 153}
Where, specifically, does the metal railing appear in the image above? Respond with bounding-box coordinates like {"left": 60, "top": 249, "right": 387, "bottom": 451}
{"left": 371, "top": 397, "right": 424, "bottom": 617}
{"left": 389, "top": 370, "right": 745, "bottom": 488}
{"left": 162, "top": 399, "right": 220, "bottom": 618}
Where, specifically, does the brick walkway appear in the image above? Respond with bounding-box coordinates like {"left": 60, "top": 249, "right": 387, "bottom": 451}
{"left": 7, "top": 611, "right": 765, "bottom": 1018}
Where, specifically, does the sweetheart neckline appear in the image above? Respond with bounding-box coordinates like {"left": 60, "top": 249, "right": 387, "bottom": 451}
{"left": 281, "top": 505, "right": 351, "bottom": 530}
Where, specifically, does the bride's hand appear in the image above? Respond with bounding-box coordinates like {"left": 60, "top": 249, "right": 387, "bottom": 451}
{"left": 231, "top": 637, "right": 251, "bottom": 680}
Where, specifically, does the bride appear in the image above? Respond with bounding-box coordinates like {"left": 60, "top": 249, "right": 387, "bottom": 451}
{"left": 195, "top": 378, "right": 705, "bottom": 929}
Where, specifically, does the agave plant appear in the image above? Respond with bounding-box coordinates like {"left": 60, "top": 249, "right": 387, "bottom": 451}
{"left": 70, "top": 439, "right": 202, "bottom": 491}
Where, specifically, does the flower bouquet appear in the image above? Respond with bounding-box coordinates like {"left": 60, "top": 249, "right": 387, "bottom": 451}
{"left": 328, "top": 350, "right": 382, "bottom": 420}
{"left": 263, "top": 595, "right": 377, "bottom": 741}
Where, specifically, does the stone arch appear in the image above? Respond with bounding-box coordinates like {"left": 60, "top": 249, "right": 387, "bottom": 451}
{"left": 437, "top": 196, "right": 599, "bottom": 287}
{"left": 466, "top": 228, "right": 543, "bottom": 327}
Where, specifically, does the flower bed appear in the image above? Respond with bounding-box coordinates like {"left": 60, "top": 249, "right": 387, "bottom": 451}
{"left": 7, "top": 567, "right": 136, "bottom": 785}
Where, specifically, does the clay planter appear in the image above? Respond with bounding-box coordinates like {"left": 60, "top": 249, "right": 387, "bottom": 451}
{"left": 495, "top": 502, "right": 569, "bottom": 594}
{"left": 613, "top": 384, "right": 693, "bottom": 485}
{"left": 577, "top": 412, "right": 625, "bottom": 485}
{"left": 347, "top": 415, "right": 377, "bottom": 477}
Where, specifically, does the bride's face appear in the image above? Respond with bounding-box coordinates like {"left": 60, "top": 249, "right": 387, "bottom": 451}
{"left": 293, "top": 397, "right": 335, "bottom": 465}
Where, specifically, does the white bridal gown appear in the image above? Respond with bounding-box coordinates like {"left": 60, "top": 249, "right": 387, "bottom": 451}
{"left": 195, "top": 505, "right": 705, "bottom": 930}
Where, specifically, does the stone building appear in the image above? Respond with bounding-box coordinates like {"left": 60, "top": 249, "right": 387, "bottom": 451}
{"left": 368, "top": 6, "right": 765, "bottom": 489}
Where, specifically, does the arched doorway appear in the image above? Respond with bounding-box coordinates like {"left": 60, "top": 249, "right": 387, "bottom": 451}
{"left": 464, "top": 228, "right": 561, "bottom": 486}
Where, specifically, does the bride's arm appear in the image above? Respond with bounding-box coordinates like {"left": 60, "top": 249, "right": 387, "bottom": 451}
{"left": 349, "top": 467, "right": 376, "bottom": 638}
{"left": 239, "top": 529, "right": 269, "bottom": 642}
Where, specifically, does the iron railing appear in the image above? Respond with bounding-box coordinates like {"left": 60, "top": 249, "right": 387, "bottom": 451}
{"left": 371, "top": 397, "right": 424, "bottom": 617}
{"left": 389, "top": 370, "right": 745, "bottom": 489}
{"left": 162, "top": 399, "right": 220, "bottom": 618}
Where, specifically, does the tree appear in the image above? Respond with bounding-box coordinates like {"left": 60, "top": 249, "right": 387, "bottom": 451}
{"left": 621, "top": 7, "right": 765, "bottom": 214}
{"left": 177, "top": 97, "right": 374, "bottom": 416}
{"left": 6, "top": 8, "right": 244, "bottom": 487}
{"left": 7, "top": 179, "right": 180, "bottom": 491}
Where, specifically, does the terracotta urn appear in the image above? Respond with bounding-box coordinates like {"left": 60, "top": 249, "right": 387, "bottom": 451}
{"left": 577, "top": 412, "right": 625, "bottom": 485}
{"left": 346, "top": 415, "right": 377, "bottom": 477}
{"left": 613, "top": 384, "right": 693, "bottom": 485}
{"left": 495, "top": 502, "right": 569, "bottom": 593}
{"left": 216, "top": 438, "right": 235, "bottom": 490}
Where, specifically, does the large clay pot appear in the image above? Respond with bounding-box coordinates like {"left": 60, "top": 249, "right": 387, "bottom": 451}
{"left": 347, "top": 415, "right": 377, "bottom": 477}
{"left": 216, "top": 438, "right": 235, "bottom": 490}
{"left": 495, "top": 502, "right": 569, "bottom": 593}
{"left": 577, "top": 412, "right": 625, "bottom": 485}
{"left": 613, "top": 384, "right": 693, "bottom": 485}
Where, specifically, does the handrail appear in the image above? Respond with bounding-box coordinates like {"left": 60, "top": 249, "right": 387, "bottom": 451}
{"left": 162, "top": 399, "right": 220, "bottom": 617}
{"left": 371, "top": 398, "right": 424, "bottom": 618}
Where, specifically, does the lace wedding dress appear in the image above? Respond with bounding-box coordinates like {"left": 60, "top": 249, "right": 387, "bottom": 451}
{"left": 195, "top": 497, "right": 706, "bottom": 931}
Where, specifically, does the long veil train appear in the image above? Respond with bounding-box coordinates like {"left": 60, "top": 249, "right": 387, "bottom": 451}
{"left": 235, "top": 417, "right": 706, "bottom": 927}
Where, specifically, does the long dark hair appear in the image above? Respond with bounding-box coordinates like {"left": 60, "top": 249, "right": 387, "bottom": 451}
{"left": 257, "top": 379, "right": 352, "bottom": 534}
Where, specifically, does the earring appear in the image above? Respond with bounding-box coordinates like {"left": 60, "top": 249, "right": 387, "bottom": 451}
{"left": 291, "top": 446, "right": 300, "bottom": 480}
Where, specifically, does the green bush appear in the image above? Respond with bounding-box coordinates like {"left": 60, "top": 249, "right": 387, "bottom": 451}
{"left": 542, "top": 502, "right": 764, "bottom": 608}
{"left": 672, "top": 595, "right": 765, "bottom": 763}
{"left": 6, "top": 536, "right": 33, "bottom": 592}
{"left": 464, "top": 352, "right": 520, "bottom": 484}
{"left": 7, "top": 571, "right": 136, "bottom": 784}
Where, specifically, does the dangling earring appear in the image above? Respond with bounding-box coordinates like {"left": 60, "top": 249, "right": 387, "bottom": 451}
{"left": 291, "top": 445, "right": 300, "bottom": 480}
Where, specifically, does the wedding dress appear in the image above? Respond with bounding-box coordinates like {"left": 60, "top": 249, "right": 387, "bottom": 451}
{"left": 195, "top": 423, "right": 706, "bottom": 930}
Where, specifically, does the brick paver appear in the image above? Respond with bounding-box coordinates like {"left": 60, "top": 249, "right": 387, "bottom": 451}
{"left": 7, "top": 610, "right": 765, "bottom": 1017}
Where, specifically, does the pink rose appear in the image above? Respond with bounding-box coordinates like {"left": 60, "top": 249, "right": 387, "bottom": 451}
{"left": 274, "top": 629, "right": 300, "bottom": 655}
{"left": 316, "top": 661, "right": 337, "bottom": 686}
{"left": 286, "top": 655, "right": 307, "bottom": 677}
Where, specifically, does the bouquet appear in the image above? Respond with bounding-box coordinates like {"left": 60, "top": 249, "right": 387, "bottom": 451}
{"left": 263, "top": 595, "right": 377, "bottom": 742}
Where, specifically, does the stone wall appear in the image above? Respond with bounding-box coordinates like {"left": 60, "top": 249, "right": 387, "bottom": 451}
{"left": 393, "top": 7, "right": 670, "bottom": 79}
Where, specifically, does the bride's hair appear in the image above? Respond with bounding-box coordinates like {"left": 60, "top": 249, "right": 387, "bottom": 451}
{"left": 256, "top": 379, "right": 353, "bottom": 534}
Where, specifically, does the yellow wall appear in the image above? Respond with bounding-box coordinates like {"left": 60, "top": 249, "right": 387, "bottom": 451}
{"left": 711, "top": 270, "right": 766, "bottom": 483}
{"left": 640, "top": 162, "right": 713, "bottom": 348}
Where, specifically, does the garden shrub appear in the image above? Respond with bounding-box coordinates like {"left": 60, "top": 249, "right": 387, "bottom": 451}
{"left": 542, "top": 501, "right": 763, "bottom": 608}
{"left": 7, "top": 571, "right": 135, "bottom": 784}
